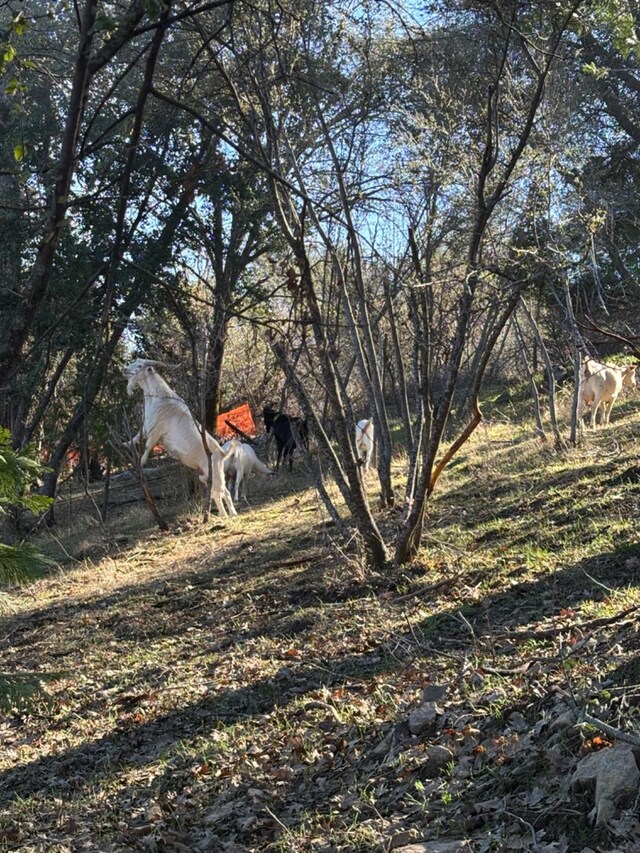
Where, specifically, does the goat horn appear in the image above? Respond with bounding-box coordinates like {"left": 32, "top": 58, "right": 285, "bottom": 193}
{"left": 133, "top": 358, "right": 166, "bottom": 367}
{"left": 142, "top": 359, "right": 180, "bottom": 370}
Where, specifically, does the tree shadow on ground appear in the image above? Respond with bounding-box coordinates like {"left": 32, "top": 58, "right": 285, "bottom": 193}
{"left": 412, "top": 541, "right": 640, "bottom": 647}
{"left": 0, "top": 525, "right": 357, "bottom": 668}
{"left": 1, "top": 534, "right": 638, "bottom": 849}
{"left": 438, "top": 460, "right": 614, "bottom": 526}
{"left": 4, "top": 547, "right": 630, "bottom": 849}
{"left": 35, "top": 457, "right": 317, "bottom": 568}
{"left": 0, "top": 641, "right": 401, "bottom": 807}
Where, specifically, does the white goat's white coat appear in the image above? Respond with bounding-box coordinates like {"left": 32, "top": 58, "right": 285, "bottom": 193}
{"left": 222, "top": 440, "right": 273, "bottom": 501}
{"left": 123, "top": 359, "right": 237, "bottom": 517}
{"left": 578, "top": 358, "right": 636, "bottom": 428}
{"left": 355, "top": 418, "right": 374, "bottom": 472}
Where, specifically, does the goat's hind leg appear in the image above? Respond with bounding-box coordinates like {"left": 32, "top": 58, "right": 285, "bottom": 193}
{"left": 234, "top": 471, "right": 243, "bottom": 503}
{"left": 214, "top": 482, "right": 237, "bottom": 517}
{"left": 139, "top": 437, "right": 154, "bottom": 465}
{"left": 138, "top": 423, "right": 164, "bottom": 464}
{"left": 223, "top": 486, "right": 237, "bottom": 517}
{"left": 286, "top": 439, "right": 295, "bottom": 472}
{"left": 211, "top": 491, "right": 228, "bottom": 519}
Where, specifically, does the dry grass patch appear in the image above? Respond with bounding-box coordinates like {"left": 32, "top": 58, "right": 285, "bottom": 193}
{"left": 2, "top": 410, "right": 640, "bottom": 850}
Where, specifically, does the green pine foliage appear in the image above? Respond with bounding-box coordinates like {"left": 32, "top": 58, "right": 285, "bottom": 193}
{"left": 0, "top": 671, "right": 56, "bottom": 713}
{"left": 0, "top": 426, "right": 53, "bottom": 587}
{"left": 0, "top": 427, "right": 52, "bottom": 517}
{"left": 0, "top": 427, "right": 55, "bottom": 710}
{"left": 0, "top": 541, "right": 52, "bottom": 585}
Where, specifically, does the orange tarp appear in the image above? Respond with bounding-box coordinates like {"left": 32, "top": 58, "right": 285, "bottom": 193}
{"left": 216, "top": 403, "right": 257, "bottom": 440}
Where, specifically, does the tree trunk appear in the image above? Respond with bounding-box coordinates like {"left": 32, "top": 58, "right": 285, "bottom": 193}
{"left": 519, "top": 296, "right": 565, "bottom": 449}
{"left": 564, "top": 276, "right": 583, "bottom": 446}
{"left": 268, "top": 325, "right": 390, "bottom": 570}
{"left": 396, "top": 280, "right": 523, "bottom": 564}
{"left": 0, "top": 0, "right": 99, "bottom": 386}
{"left": 513, "top": 314, "right": 546, "bottom": 441}
{"left": 205, "top": 314, "right": 228, "bottom": 435}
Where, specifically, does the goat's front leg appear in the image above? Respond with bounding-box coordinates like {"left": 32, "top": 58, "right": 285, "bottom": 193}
{"left": 603, "top": 397, "right": 616, "bottom": 425}
{"left": 139, "top": 426, "right": 164, "bottom": 465}
{"left": 139, "top": 438, "right": 154, "bottom": 466}
{"left": 211, "top": 487, "right": 237, "bottom": 518}
{"left": 124, "top": 430, "right": 141, "bottom": 450}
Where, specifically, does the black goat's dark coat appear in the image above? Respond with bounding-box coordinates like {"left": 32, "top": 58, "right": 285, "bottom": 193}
{"left": 262, "top": 407, "right": 309, "bottom": 471}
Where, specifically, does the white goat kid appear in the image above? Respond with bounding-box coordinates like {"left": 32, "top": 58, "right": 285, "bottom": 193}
{"left": 222, "top": 440, "right": 274, "bottom": 502}
{"left": 578, "top": 358, "right": 636, "bottom": 429}
{"left": 123, "top": 359, "right": 237, "bottom": 517}
{"left": 355, "top": 419, "right": 374, "bottom": 473}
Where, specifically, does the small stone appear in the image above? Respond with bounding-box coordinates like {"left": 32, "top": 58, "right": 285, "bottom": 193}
{"left": 479, "top": 688, "right": 506, "bottom": 705}
{"left": 550, "top": 708, "right": 578, "bottom": 732}
{"left": 570, "top": 743, "right": 640, "bottom": 827}
{"left": 408, "top": 702, "right": 440, "bottom": 735}
{"left": 421, "top": 684, "right": 448, "bottom": 703}
{"left": 143, "top": 803, "right": 163, "bottom": 822}
{"left": 389, "top": 829, "right": 421, "bottom": 849}
{"left": 506, "top": 712, "right": 528, "bottom": 733}
{"left": 419, "top": 745, "right": 455, "bottom": 778}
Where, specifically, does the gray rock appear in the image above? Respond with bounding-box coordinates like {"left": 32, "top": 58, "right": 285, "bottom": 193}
{"left": 422, "top": 684, "right": 448, "bottom": 703}
{"left": 409, "top": 701, "right": 440, "bottom": 735}
{"left": 570, "top": 743, "right": 640, "bottom": 827}
{"left": 389, "top": 829, "right": 421, "bottom": 849}
{"left": 550, "top": 708, "right": 578, "bottom": 732}
{"left": 419, "top": 745, "right": 455, "bottom": 778}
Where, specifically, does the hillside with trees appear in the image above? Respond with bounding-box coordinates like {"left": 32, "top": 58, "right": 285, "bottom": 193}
{"left": 2, "top": 1, "right": 640, "bottom": 850}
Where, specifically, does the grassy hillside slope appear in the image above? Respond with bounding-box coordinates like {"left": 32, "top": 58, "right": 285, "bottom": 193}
{"left": 2, "top": 399, "right": 640, "bottom": 852}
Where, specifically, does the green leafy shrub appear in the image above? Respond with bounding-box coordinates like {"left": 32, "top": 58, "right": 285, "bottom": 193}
{"left": 0, "top": 427, "right": 55, "bottom": 709}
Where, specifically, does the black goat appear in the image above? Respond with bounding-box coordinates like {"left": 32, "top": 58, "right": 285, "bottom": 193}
{"left": 262, "top": 406, "right": 309, "bottom": 471}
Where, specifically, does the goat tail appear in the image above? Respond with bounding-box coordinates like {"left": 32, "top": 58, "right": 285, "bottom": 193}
{"left": 219, "top": 438, "right": 240, "bottom": 461}
{"left": 253, "top": 458, "right": 273, "bottom": 476}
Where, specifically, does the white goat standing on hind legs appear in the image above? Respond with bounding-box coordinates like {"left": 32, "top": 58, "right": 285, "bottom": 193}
{"left": 123, "top": 359, "right": 237, "bottom": 518}
{"left": 355, "top": 418, "right": 374, "bottom": 474}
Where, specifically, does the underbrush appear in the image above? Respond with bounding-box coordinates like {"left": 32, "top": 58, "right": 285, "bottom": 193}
{"left": 2, "top": 402, "right": 640, "bottom": 851}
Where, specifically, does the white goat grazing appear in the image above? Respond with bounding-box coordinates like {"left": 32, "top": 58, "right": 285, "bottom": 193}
{"left": 123, "top": 359, "right": 237, "bottom": 517}
{"left": 578, "top": 358, "right": 637, "bottom": 428}
{"left": 222, "top": 440, "right": 274, "bottom": 502}
{"left": 355, "top": 419, "right": 374, "bottom": 473}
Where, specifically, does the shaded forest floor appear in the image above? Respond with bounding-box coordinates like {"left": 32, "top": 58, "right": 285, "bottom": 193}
{"left": 3, "top": 398, "right": 640, "bottom": 852}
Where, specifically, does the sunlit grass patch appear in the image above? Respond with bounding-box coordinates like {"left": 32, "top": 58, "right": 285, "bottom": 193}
{"left": 5, "top": 406, "right": 640, "bottom": 849}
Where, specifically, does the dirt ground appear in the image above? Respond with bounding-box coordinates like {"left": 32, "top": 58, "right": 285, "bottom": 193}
{"left": 2, "top": 407, "right": 640, "bottom": 852}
